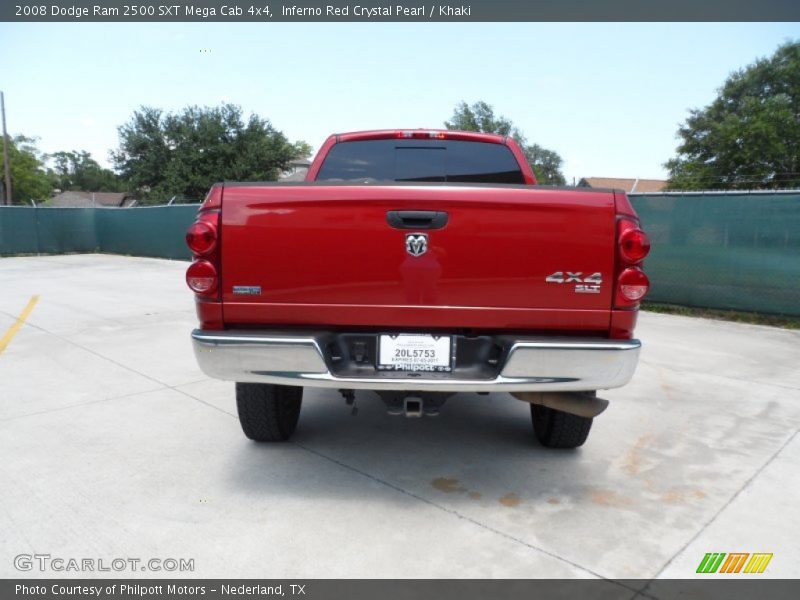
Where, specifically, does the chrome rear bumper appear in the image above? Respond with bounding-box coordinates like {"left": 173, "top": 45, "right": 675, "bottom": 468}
{"left": 191, "top": 330, "right": 641, "bottom": 392}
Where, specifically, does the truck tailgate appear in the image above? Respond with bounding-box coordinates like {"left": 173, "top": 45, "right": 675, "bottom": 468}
{"left": 220, "top": 184, "right": 616, "bottom": 332}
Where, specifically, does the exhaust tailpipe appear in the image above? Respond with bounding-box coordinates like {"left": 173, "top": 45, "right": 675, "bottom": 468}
{"left": 511, "top": 392, "right": 609, "bottom": 418}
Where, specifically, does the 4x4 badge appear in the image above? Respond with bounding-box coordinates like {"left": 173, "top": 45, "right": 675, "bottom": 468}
{"left": 545, "top": 271, "right": 602, "bottom": 294}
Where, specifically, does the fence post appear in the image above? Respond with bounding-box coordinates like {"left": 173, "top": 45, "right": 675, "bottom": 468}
{"left": 34, "top": 205, "right": 41, "bottom": 255}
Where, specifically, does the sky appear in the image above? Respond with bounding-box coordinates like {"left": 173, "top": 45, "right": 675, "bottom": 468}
{"left": 0, "top": 22, "right": 798, "bottom": 183}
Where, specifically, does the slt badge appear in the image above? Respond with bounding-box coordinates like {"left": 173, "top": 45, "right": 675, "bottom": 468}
{"left": 546, "top": 271, "right": 603, "bottom": 294}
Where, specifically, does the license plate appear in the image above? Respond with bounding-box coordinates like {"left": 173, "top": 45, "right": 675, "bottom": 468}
{"left": 378, "top": 334, "right": 452, "bottom": 372}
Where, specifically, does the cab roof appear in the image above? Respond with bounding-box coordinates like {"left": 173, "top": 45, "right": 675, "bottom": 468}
{"left": 333, "top": 129, "right": 507, "bottom": 144}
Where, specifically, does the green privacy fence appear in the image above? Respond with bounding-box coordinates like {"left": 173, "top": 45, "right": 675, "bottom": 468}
{"left": 629, "top": 191, "right": 800, "bottom": 316}
{"left": 1, "top": 193, "right": 799, "bottom": 315}
{"left": 0, "top": 205, "right": 199, "bottom": 260}
{"left": 95, "top": 206, "right": 200, "bottom": 259}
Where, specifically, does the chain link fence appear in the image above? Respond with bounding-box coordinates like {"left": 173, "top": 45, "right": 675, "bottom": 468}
{"left": 629, "top": 191, "right": 800, "bottom": 316}
{"left": 0, "top": 204, "right": 199, "bottom": 259}
{"left": 1, "top": 191, "right": 799, "bottom": 316}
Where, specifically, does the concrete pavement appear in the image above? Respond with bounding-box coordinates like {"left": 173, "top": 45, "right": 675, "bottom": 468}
{"left": 0, "top": 254, "right": 798, "bottom": 584}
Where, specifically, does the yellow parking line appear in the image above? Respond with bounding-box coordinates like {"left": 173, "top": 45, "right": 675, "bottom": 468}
{"left": 0, "top": 295, "right": 40, "bottom": 355}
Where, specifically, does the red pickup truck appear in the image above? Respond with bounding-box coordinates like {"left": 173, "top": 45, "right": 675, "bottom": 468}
{"left": 187, "top": 130, "right": 650, "bottom": 449}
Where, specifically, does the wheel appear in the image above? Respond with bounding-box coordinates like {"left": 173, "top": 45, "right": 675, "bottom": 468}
{"left": 531, "top": 403, "right": 593, "bottom": 449}
{"left": 236, "top": 383, "right": 303, "bottom": 441}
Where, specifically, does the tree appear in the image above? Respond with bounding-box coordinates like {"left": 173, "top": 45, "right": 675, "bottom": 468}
{"left": 48, "top": 150, "right": 123, "bottom": 192}
{"left": 445, "top": 100, "right": 521, "bottom": 139}
{"left": 0, "top": 135, "right": 52, "bottom": 204}
{"left": 292, "top": 140, "right": 313, "bottom": 161}
{"left": 112, "top": 104, "right": 309, "bottom": 202}
{"left": 444, "top": 101, "right": 566, "bottom": 185}
{"left": 522, "top": 143, "right": 566, "bottom": 187}
{"left": 666, "top": 41, "right": 800, "bottom": 190}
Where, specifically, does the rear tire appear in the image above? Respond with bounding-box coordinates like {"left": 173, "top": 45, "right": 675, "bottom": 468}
{"left": 236, "top": 383, "right": 303, "bottom": 442}
{"left": 531, "top": 403, "right": 593, "bottom": 449}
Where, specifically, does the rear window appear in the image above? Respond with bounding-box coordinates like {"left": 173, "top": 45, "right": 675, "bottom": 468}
{"left": 316, "top": 139, "right": 526, "bottom": 184}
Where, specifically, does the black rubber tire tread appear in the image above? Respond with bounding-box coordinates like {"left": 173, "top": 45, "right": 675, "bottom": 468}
{"left": 531, "top": 403, "right": 593, "bottom": 449}
{"left": 236, "top": 383, "right": 303, "bottom": 442}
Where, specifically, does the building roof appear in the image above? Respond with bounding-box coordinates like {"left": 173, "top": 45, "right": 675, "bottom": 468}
{"left": 279, "top": 169, "right": 308, "bottom": 182}
{"left": 579, "top": 177, "right": 668, "bottom": 193}
{"left": 50, "top": 191, "right": 134, "bottom": 208}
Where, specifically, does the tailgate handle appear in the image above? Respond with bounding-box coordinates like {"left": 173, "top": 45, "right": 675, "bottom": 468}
{"left": 387, "top": 211, "right": 448, "bottom": 230}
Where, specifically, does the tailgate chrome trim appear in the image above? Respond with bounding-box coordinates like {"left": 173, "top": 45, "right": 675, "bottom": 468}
{"left": 191, "top": 330, "right": 641, "bottom": 392}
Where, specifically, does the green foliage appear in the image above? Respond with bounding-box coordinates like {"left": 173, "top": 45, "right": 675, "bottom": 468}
{"left": 292, "top": 140, "right": 313, "bottom": 160}
{"left": 523, "top": 144, "right": 566, "bottom": 187}
{"left": 0, "top": 135, "right": 53, "bottom": 204}
{"left": 444, "top": 101, "right": 566, "bottom": 185}
{"left": 48, "top": 150, "right": 124, "bottom": 192}
{"left": 112, "top": 104, "right": 309, "bottom": 203}
{"left": 666, "top": 41, "right": 800, "bottom": 190}
{"left": 445, "top": 100, "right": 521, "bottom": 139}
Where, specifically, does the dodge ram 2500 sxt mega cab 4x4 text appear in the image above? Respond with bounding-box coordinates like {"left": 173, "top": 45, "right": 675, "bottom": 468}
{"left": 187, "top": 129, "right": 650, "bottom": 449}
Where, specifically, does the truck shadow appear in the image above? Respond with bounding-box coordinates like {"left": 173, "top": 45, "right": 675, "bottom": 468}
{"left": 224, "top": 390, "right": 602, "bottom": 507}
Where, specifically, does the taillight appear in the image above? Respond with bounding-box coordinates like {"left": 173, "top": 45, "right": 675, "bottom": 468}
{"left": 186, "top": 203, "right": 221, "bottom": 298}
{"left": 615, "top": 216, "right": 650, "bottom": 308}
{"left": 186, "top": 260, "right": 218, "bottom": 295}
{"left": 186, "top": 221, "right": 217, "bottom": 255}
{"left": 619, "top": 227, "right": 651, "bottom": 263}
{"left": 617, "top": 267, "right": 650, "bottom": 303}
